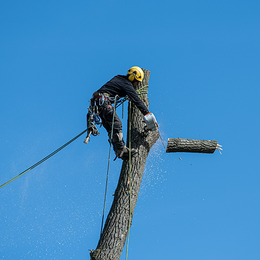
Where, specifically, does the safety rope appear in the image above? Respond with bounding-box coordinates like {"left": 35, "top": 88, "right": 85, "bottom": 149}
{"left": 1, "top": 85, "right": 149, "bottom": 189}
{"left": 124, "top": 85, "right": 148, "bottom": 259}
{"left": 0, "top": 129, "right": 88, "bottom": 189}
{"left": 100, "top": 95, "right": 118, "bottom": 235}
{"left": 100, "top": 86, "right": 148, "bottom": 238}
{"left": 100, "top": 85, "right": 149, "bottom": 257}
{"left": 125, "top": 101, "right": 132, "bottom": 260}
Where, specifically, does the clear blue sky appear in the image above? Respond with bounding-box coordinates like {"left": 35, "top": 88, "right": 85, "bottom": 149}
{"left": 1, "top": 1, "right": 260, "bottom": 259}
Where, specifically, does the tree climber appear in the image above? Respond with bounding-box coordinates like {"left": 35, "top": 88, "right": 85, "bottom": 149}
{"left": 84, "top": 66, "right": 157, "bottom": 160}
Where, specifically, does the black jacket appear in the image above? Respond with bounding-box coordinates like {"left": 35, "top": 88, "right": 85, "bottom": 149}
{"left": 97, "top": 75, "right": 149, "bottom": 115}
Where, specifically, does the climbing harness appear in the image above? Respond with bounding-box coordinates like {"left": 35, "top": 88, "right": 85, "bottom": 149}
{"left": 84, "top": 92, "right": 121, "bottom": 144}
{"left": 84, "top": 86, "right": 148, "bottom": 145}
{"left": 0, "top": 129, "right": 88, "bottom": 189}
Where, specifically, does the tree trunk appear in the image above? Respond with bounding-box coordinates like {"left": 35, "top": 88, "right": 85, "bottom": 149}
{"left": 166, "top": 138, "right": 218, "bottom": 153}
{"left": 90, "top": 69, "right": 159, "bottom": 260}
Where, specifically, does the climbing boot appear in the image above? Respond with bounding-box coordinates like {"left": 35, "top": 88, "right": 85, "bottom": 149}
{"left": 115, "top": 146, "right": 138, "bottom": 160}
{"left": 110, "top": 132, "right": 138, "bottom": 160}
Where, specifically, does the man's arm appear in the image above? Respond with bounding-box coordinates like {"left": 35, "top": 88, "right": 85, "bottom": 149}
{"left": 125, "top": 85, "right": 149, "bottom": 115}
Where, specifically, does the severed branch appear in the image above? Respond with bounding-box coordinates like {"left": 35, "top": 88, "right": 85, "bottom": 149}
{"left": 166, "top": 138, "right": 222, "bottom": 154}
{"left": 90, "top": 69, "right": 159, "bottom": 260}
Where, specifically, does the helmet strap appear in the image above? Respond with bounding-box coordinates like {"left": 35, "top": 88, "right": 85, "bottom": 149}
{"left": 128, "top": 74, "right": 135, "bottom": 82}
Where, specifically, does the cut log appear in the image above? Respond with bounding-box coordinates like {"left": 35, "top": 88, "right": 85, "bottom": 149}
{"left": 90, "top": 69, "right": 159, "bottom": 260}
{"left": 166, "top": 138, "right": 218, "bottom": 154}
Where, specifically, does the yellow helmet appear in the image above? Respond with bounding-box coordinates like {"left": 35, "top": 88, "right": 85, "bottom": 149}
{"left": 127, "top": 66, "right": 144, "bottom": 82}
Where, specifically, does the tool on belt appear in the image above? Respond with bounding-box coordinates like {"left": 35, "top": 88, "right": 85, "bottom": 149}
{"left": 84, "top": 92, "right": 118, "bottom": 144}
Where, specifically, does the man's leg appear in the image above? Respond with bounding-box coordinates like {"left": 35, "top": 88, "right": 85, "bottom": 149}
{"left": 101, "top": 104, "right": 137, "bottom": 159}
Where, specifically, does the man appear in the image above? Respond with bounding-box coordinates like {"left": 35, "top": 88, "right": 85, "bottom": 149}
{"left": 85, "top": 66, "right": 157, "bottom": 160}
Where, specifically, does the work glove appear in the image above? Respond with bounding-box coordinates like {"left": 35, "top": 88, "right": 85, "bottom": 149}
{"left": 144, "top": 113, "right": 158, "bottom": 131}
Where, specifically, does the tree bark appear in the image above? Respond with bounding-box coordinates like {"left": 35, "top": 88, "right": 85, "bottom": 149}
{"left": 90, "top": 69, "right": 159, "bottom": 260}
{"left": 166, "top": 138, "right": 218, "bottom": 154}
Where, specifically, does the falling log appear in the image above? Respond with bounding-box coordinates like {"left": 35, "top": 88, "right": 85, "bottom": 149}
{"left": 166, "top": 138, "right": 219, "bottom": 154}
